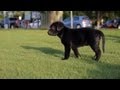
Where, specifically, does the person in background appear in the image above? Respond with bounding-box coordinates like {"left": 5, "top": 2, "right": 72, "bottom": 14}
{"left": 100, "top": 18, "right": 104, "bottom": 26}
{"left": 18, "top": 16, "right": 22, "bottom": 28}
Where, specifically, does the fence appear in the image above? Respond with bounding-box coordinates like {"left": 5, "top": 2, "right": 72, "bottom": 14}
{"left": 40, "top": 12, "right": 49, "bottom": 29}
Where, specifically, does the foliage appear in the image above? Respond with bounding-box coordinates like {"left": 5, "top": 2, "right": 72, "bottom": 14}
{"left": 63, "top": 11, "right": 120, "bottom": 20}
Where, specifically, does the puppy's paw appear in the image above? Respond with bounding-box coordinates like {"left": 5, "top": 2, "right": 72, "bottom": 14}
{"left": 61, "top": 58, "right": 68, "bottom": 60}
{"left": 75, "top": 56, "right": 79, "bottom": 58}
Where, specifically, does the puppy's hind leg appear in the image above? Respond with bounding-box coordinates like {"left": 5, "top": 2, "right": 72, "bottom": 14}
{"left": 90, "top": 45, "right": 101, "bottom": 61}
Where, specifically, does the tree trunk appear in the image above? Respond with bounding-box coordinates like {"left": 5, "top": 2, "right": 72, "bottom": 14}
{"left": 48, "top": 11, "right": 63, "bottom": 25}
{"left": 97, "top": 11, "right": 101, "bottom": 29}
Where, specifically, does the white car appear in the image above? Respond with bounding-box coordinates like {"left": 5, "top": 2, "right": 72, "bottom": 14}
{"left": 29, "top": 20, "right": 41, "bottom": 29}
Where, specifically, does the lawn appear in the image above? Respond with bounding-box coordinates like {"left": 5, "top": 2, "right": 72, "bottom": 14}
{"left": 0, "top": 28, "right": 120, "bottom": 79}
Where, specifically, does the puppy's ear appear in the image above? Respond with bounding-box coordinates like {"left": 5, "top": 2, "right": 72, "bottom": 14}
{"left": 51, "top": 25, "right": 55, "bottom": 30}
{"left": 57, "top": 22, "right": 64, "bottom": 31}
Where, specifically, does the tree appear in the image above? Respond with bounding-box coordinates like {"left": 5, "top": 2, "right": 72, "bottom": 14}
{"left": 48, "top": 11, "right": 63, "bottom": 25}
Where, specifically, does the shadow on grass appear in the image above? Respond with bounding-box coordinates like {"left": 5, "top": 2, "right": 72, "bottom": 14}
{"left": 79, "top": 54, "right": 96, "bottom": 63}
{"left": 21, "top": 45, "right": 98, "bottom": 61}
{"left": 80, "top": 52, "right": 120, "bottom": 78}
{"left": 21, "top": 46, "right": 95, "bottom": 60}
{"left": 77, "top": 54, "right": 120, "bottom": 79}
{"left": 21, "top": 46, "right": 63, "bottom": 58}
{"left": 21, "top": 46, "right": 120, "bottom": 79}
{"left": 106, "top": 35, "right": 120, "bottom": 43}
{"left": 86, "top": 62, "right": 120, "bottom": 79}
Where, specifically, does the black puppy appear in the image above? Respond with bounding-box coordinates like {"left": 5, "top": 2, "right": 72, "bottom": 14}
{"left": 48, "top": 21, "right": 105, "bottom": 61}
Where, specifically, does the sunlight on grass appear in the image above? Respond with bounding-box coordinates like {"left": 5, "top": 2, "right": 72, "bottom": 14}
{"left": 0, "top": 29, "right": 120, "bottom": 79}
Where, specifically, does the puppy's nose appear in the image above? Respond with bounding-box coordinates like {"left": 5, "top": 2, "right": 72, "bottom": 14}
{"left": 47, "top": 31, "right": 49, "bottom": 35}
{"left": 47, "top": 31, "right": 51, "bottom": 35}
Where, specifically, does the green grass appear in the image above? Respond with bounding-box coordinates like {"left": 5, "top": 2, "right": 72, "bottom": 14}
{"left": 0, "top": 28, "right": 120, "bottom": 79}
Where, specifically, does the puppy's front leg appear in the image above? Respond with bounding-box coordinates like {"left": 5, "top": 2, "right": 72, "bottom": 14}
{"left": 62, "top": 45, "right": 71, "bottom": 60}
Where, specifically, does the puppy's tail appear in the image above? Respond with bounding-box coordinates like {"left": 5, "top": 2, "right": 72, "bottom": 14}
{"left": 100, "top": 31, "right": 105, "bottom": 53}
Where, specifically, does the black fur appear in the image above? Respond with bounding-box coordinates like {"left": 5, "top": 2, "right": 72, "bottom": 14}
{"left": 48, "top": 21, "right": 105, "bottom": 61}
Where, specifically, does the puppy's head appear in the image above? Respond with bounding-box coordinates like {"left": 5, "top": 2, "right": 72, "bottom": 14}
{"left": 48, "top": 21, "right": 64, "bottom": 36}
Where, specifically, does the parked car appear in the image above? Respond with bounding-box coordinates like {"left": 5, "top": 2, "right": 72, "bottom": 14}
{"left": 0, "top": 19, "right": 4, "bottom": 28}
{"left": 102, "top": 18, "right": 120, "bottom": 29}
{"left": 102, "top": 20, "right": 114, "bottom": 28}
{"left": 63, "top": 16, "right": 92, "bottom": 29}
{"left": 113, "top": 18, "right": 120, "bottom": 29}
{"left": 0, "top": 17, "right": 20, "bottom": 28}
{"left": 29, "top": 19, "right": 41, "bottom": 28}
{"left": 9, "top": 17, "right": 19, "bottom": 28}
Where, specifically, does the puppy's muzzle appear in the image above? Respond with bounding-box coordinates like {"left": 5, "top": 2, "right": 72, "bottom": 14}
{"left": 48, "top": 30, "right": 57, "bottom": 36}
